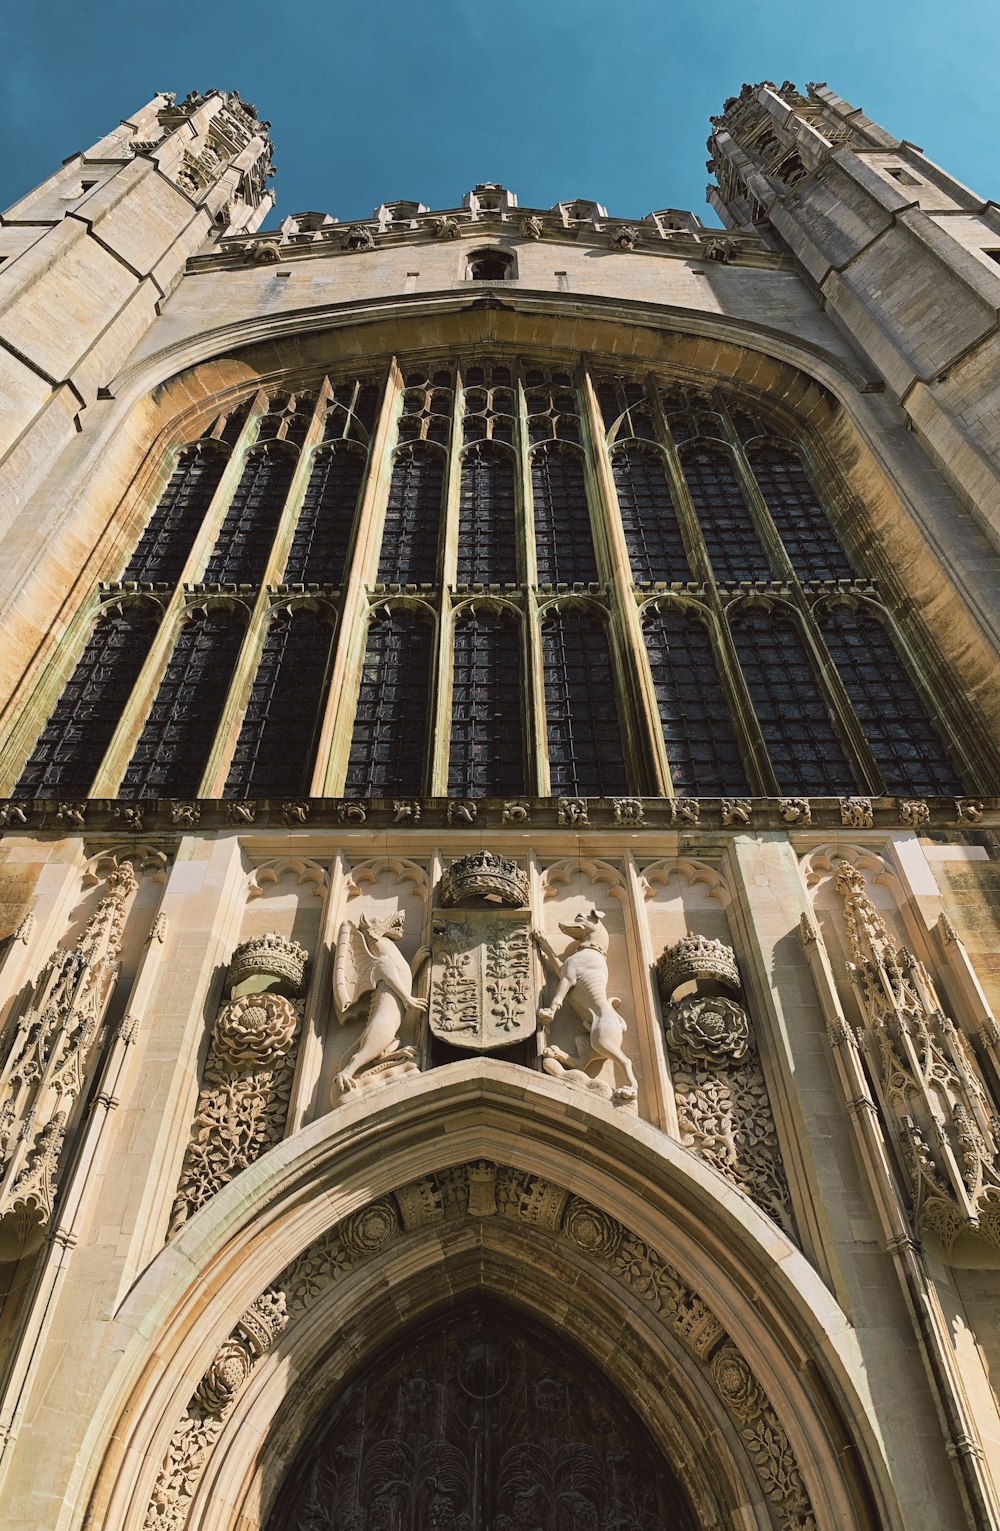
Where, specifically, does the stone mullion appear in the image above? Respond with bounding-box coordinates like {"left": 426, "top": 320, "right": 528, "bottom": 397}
{"left": 716, "top": 400, "right": 794, "bottom": 582}
{"left": 314, "top": 362, "right": 400, "bottom": 796}
{"left": 258, "top": 386, "right": 330, "bottom": 588}
{"left": 795, "top": 591, "right": 884, "bottom": 794}
{"left": 518, "top": 368, "right": 547, "bottom": 795}
{"left": 649, "top": 388, "right": 715, "bottom": 587}
{"left": 195, "top": 591, "right": 271, "bottom": 798}
{"left": 428, "top": 367, "right": 465, "bottom": 796}
{"left": 88, "top": 391, "right": 269, "bottom": 797}
{"left": 580, "top": 364, "right": 666, "bottom": 797}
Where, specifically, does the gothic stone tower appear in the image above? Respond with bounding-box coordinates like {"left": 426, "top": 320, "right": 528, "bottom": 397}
{"left": 0, "top": 80, "right": 999, "bottom": 1531}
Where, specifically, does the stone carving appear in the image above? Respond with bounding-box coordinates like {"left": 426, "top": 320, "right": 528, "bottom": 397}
{"left": 246, "top": 238, "right": 282, "bottom": 264}
{"left": 447, "top": 798, "right": 477, "bottom": 824}
{"left": 722, "top": 797, "right": 752, "bottom": 826}
{"left": 0, "top": 802, "right": 28, "bottom": 826}
{"left": 114, "top": 804, "right": 144, "bottom": 832}
{"left": 955, "top": 798, "right": 984, "bottom": 824}
{"left": 611, "top": 223, "right": 639, "bottom": 250}
{"left": 501, "top": 798, "right": 530, "bottom": 823}
{"left": 170, "top": 801, "right": 200, "bottom": 827}
{"left": 168, "top": 933, "right": 307, "bottom": 1235}
{"left": 705, "top": 237, "right": 733, "bottom": 263}
{"left": 557, "top": 797, "right": 589, "bottom": 826}
{"left": 429, "top": 911, "right": 533, "bottom": 1050}
{"left": 344, "top": 224, "right": 375, "bottom": 251}
{"left": 274, "top": 1163, "right": 815, "bottom": 1531}
{"left": 56, "top": 801, "right": 86, "bottom": 826}
{"left": 227, "top": 801, "right": 256, "bottom": 824}
{"left": 658, "top": 934, "right": 795, "bottom": 1236}
{"left": 520, "top": 214, "right": 543, "bottom": 239}
{"left": 670, "top": 797, "right": 700, "bottom": 824}
{"left": 393, "top": 798, "right": 421, "bottom": 823}
{"left": 778, "top": 796, "right": 811, "bottom": 825}
{"left": 613, "top": 796, "right": 644, "bottom": 826}
{"left": 143, "top": 1289, "right": 287, "bottom": 1531}
{"left": 432, "top": 214, "right": 461, "bottom": 238}
{"left": 438, "top": 850, "right": 529, "bottom": 908}
{"left": 898, "top": 799, "right": 930, "bottom": 828}
{"left": 535, "top": 908, "right": 638, "bottom": 1102}
{"left": 281, "top": 801, "right": 309, "bottom": 825}
{"left": 834, "top": 862, "right": 1000, "bottom": 1256}
{"left": 338, "top": 801, "right": 367, "bottom": 824}
{"left": 0, "top": 862, "right": 136, "bottom": 1258}
{"left": 332, "top": 911, "right": 428, "bottom": 1093}
{"left": 840, "top": 796, "right": 873, "bottom": 829}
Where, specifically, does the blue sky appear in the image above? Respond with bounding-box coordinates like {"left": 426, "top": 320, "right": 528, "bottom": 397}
{"left": 2, "top": 0, "right": 998, "bottom": 228}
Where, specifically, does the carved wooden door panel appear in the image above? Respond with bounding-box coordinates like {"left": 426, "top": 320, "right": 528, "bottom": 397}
{"left": 266, "top": 1300, "right": 696, "bottom": 1530}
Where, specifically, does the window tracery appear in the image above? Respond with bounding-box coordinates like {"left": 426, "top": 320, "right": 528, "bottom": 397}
{"left": 680, "top": 443, "right": 772, "bottom": 582}
{"left": 532, "top": 444, "right": 598, "bottom": 585}
{"left": 612, "top": 443, "right": 689, "bottom": 583}
{"left": 225, "top": 608, "right": 335, "bottom": 798}
{"left": 542, "top": 605, "right": 628, "bottom": 796}
{"left": 749, "top": 443, "right": 854, "bottom": 581}
{"left": 123, "top": 444, "right": 227, "bottom": 585}
{"left": 457, "top": 444, "right": 517, "bottom": 585}
{"left": 345, "top": 606, "right": 433, "bottom": 797}
{"left": 203, "top": 445, "right": 296, "bottom": 586}
{"left": 283, "top": 444, "right": 364, "bottom": 586}
{"left": 643, "top": 605, "right": 749, "bottom": 795}
{"left": 378, "top": 444, "right": 445, "bottom": 586}
{"left": 448, "top": 607, "right": 524, "bottom": 797}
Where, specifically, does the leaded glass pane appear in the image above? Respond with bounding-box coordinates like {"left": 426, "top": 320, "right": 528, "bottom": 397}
{"left": 612, "top": 444, "right": 689, "bottom": 584}
{"left": 750, "top": 444, "right": 854, "bottom": 581}
{"left": 13, "top": 605, "right": 160, "bottom": 798}
{"left": 283, "top": 445, "right": 364, "bottom": 585}
{"left": 123, "top": 445, "right": 227, "bottom": 585}
{"left": 345, "top": 609, "right": 432, "bottom": 796}
{"left": 643, "top": 608, "right": 748, "bottom": 794}
{"left": 457, "top": 445, "right": 517, "bottom": 585}
{"left": 203, "top": 447, "right": 296, "bottom": 585}
{"left": 681, "top": 445, "right": 772, "bottom": 581}
{"left": 820, "top": 606, "right": 962, "bottom": 794}
{"left": 120, "top": 609, "right": 245, "bottom": 798}
{"left": 224, "top": 610, "right": 335, "bottom": 798}
{"left": 532, "top": 445, "right": 598, "bottom": 585}
{"left": 542, "top": 607, "right": 628, "bottom": 796}
{"left": 448, "top": 609, "right": 524, "bottom": 797}
{"left": 731, "top": 607, "right": 855, "bottom": 793}
{"left": 378, "top": 446, "right": 444, "bottom": 585}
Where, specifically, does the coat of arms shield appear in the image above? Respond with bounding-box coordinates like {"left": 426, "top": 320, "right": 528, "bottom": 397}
{"left": 428, "top": 909, "right": 534, "bottom": 1050}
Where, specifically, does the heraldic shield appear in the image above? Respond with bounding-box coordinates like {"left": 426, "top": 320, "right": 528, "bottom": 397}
{"left": 428, "top": 910, "right": 534, "bottom": 1050}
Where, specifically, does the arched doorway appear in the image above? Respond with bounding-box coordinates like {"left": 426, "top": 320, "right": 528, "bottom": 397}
{"left": 265, "top": 1299, "right": 697, "bottom": 1530}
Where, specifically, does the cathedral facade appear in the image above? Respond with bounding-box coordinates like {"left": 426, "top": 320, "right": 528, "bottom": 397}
{"left": 0, "top": 78, "right": 1000, "bottom": 1529}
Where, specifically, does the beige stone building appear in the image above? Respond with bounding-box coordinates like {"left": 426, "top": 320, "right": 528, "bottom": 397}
{"left": 1, "top": 77, "right": 999, "bottom": 1530}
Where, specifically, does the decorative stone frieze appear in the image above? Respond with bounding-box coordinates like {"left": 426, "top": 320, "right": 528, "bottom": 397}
{"left": 438, "top": 850, "right": 529, "bottom": 908}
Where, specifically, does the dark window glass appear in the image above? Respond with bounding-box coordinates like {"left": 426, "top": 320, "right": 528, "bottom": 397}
{"left": 820, "top": 606, "right": 962, "bottom": 794}
{"left": 203, "top": 447, "right": 296, "bottom": 585}
{"left": 457, "top": 445, "right": 517, "bottom": 585}
{"left": 13, "top": 606, "right": 160, "bottom": 798}
{"left": 612, "top": 444, "right": 689, "bottom": 583}
{"left": 345, "top": 609, "right": 432, "bottom": 796}
{"left": 225, "top": 610, "right": 334, "bottom": 798}
{"left": 377, "top": 446, "right": 444, "bottom": 585}
{"left": 283, "top": 445, "right": 365, "bottom": 585}
{"left": 542, "top": 607, "right": 628, "bottom": 796}
{"left": 681, "top": 445, "right": 771, "bottom": 581}
{"left": 120, "top": 609, "right": 245, "bottom": 798}
{"left": 731, "top": 607, "right": 855, "bottom": 793}
{"left": 123, "top": 445, "right": 227, "bottom": 585}
{"left": 644, "top": 608, "right": 749, "bottom": 795}
{"left": 532, "top": 445, "right": 598, "bottom": 585}
{"left": 750, "top": 444, "right": 854, "bottom": 581}
{"left": 448, "top": 609, "right": 524, "bottom": 797}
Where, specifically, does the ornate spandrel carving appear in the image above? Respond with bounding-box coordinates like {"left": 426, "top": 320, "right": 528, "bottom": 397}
{"left": 658, "top": 935, "right": 796, "bottom": 1239}
{"left": 0, "top": 862, "right": 137, "bottom": 1258}
{"left": 332, "top": 911, "right": 428, "bottom": 1095}
{"left": 535, "top": 908, "right": 638, "bottom": 1103}
{"left": 168, "top": 933, "right": 307, "bottom": 1236}
{"left": 834, "top": 862, "right": 1000, "bottom": 1257}
{"left": 429, "top": 911, "right": 533, "bottom": 1051}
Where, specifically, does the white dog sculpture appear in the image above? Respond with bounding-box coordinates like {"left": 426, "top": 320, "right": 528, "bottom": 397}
{"left": 535, "top": 907, "right": 638, "bottom": 1103}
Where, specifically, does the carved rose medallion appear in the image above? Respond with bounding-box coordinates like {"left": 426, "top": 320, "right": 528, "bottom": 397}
{"left": 429, "top": 911, "right": 533, "bottom": 1050}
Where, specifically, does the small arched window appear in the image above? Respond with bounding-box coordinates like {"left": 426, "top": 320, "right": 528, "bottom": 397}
{"left": 378, "top": 445, "right": 445, "bottom": 586}
{"left": 612, "top": 444, "right": 689, "bottom": 584}
{"left": 457, "top": 444, "right": 517, "bottom": 585}
{"left": 283, "top": 444, "right": 365, "bottom": 585}
{"left": 532, "top": 445, "right": 598, "bottom": 585}
{"left": 643, "top": 607, "right": 748, "bottom": 795}
{"left": 467, "top": 249, "right": 514, "bottom": 281}
{"left": 203, "top": 445, "right": 296, "bottom": 585}
{"left": 345, "top": 608, "right": 433, "bottom": 797}
{"left": 225, "top": 609, "right": 336, "bottom": 799}
{"left": 542, "top": 606, "right": 628, "bottom": 796}
{"left": 448, "top": 607, "right": 524, "bottom": 797}
{"left": 123, "top": 444, "right": 227, "bottom": 585}
{"left": 14, "top": 604, "right": 161, "bottom": 798}
{"left": 681, "top": 444, "right": 772, "bottom": 582}
{"left": 120, "top": 608, "right": 247, "bottom": 798}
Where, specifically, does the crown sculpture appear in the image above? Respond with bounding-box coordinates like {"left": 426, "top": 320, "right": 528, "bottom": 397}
{"left": 226, "top": 932, "right": 309, "bottom": 997}
{"left": 656, "top": 934, "right": 741, "bottom": 1002}
{"left": 438, "top": 850, "right": 529, "bottom": 908}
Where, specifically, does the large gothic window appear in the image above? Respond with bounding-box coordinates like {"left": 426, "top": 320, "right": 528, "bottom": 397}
{"left": 750, "top": 443, "right": 855, "bottom": 581}
{"left": 202, "top": 445, "right": 296, "bottom": 585}
{"left": 282, "top": 444, "right": 365, "bottom": 585}
{"left": 123, "top": 444, "right": 227, "bottom": 585}
{"left": 378, "top": 445, "right": 445, "bottom": 585}
{"left": 680, "top": 443, "right": 772, "bottom": 582}
{"left": 345, "top": 608, "right": 433, "bottom": 796}
{"left": 730, "top": 605, "right": 855, "bottom": 793}
{"left": 643, "top": 606, "right": 749, "bottom": 795}
{"left": 532, "top": 444, "right": 598, "bottom": 585}
{"left": 448, "top": 607, "right": 524, "bottom": 797}
{"left": 224, "top": 609, "right": 335, "bottom": 798}
{"left": 119, "top": 608, "right": 246, "bottom": 798}
{"left": 13, "top": 605, "right": 160, "bottom": 798}
{"left": 612, "top": 443, "right": 689, "bottom": 583}
{"left": 819, "top": 604, "right": 962, "bottom": 794}
{"left": 542, "top": 606, "right": 628, "bottom": 796}
{"left": 457, "top": 445, "right": 518, "bottom": 585}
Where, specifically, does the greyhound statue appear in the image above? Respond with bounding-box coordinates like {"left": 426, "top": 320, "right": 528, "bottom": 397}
{"left": 534, "top": 907, "right": 638, "bottom": 1103}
